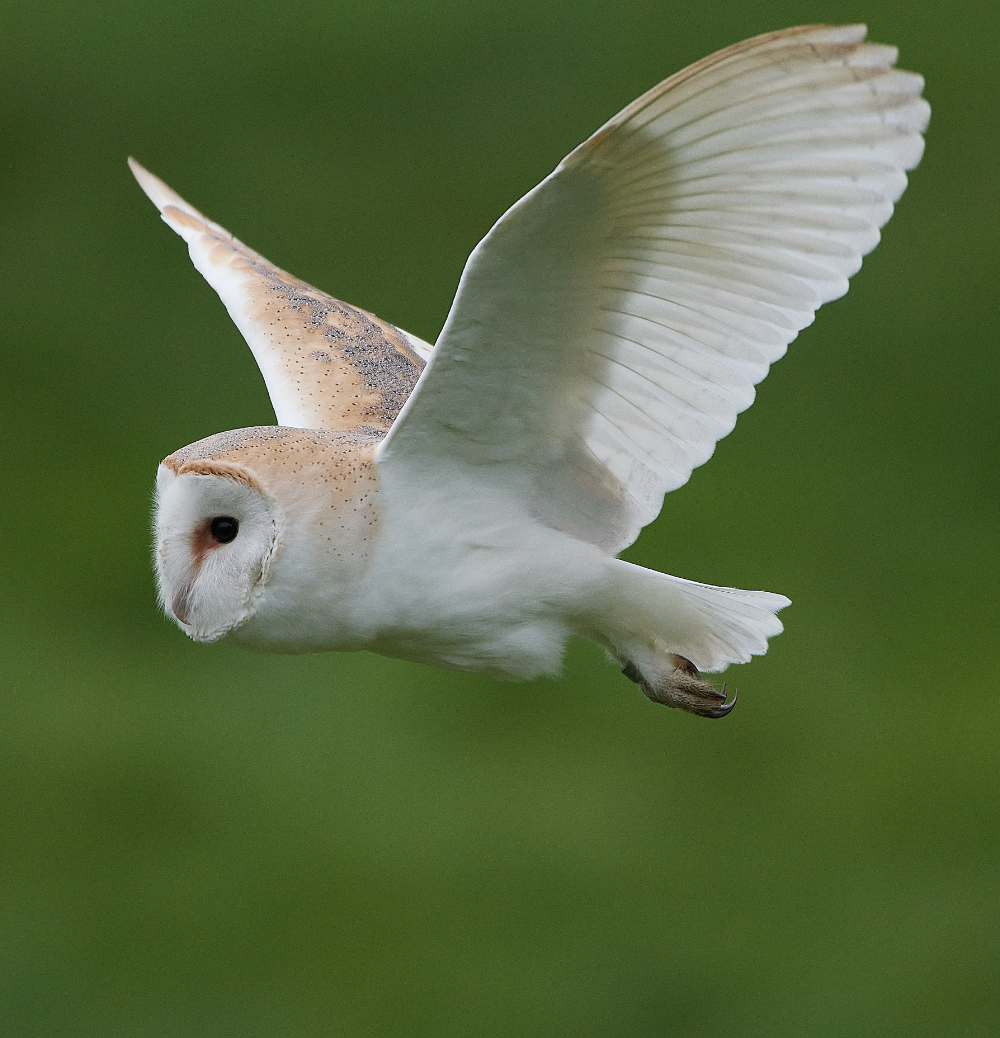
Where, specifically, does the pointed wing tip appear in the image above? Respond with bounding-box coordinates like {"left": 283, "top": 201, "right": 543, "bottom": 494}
{"left": 128, "top": 156, "right": 172, "bottom": 211}
{"left": 128, "top": 156, "right": 211, "bottom": 226}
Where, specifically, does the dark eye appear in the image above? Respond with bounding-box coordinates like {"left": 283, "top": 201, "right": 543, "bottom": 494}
{"left": 209, "top": 516, "right": 239, "bottom": 544}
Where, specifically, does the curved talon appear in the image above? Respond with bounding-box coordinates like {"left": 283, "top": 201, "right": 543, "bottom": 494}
{"left": 620, "top": 657, "right": 740, "bottom": 718}
{"left": 704, "top": 686, "right": 737, "bottom": 718}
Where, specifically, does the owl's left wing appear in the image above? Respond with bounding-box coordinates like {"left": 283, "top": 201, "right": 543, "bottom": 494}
{"left": 129, "top": 159, "right": 431, "bottom": 433}
{"left": 375, "top": 26, "right": 928, "bottom": 553}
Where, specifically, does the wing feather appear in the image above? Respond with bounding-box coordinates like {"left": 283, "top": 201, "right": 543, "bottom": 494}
{"left": 377, "top": 25, "right": 928, "bottom": 551}
{"left": 129, "top": 159, "right": 432, "bottom": 432}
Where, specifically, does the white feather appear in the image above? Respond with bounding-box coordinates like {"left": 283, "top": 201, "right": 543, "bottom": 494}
{"left": 378, "top": 25, "right": 929, "bottom": 557}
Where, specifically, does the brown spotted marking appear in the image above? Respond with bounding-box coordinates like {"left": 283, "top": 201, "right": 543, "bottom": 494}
{"left": 165, "top": 426, "right": 383, "bottom": 488}
{"left": 164, "top": 206, "right": 425, "bottom": 433}
{"left": 164, "top": 426, "right": 384, "bottom": 574}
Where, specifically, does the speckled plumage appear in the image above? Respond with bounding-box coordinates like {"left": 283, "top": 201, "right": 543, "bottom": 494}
{"left": 131, "top": 163, "right": 429, "bottom": 433}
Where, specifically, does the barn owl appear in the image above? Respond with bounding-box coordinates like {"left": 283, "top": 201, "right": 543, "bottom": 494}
{"left": 133, "top": 25, "right": 928, "bottom": 718}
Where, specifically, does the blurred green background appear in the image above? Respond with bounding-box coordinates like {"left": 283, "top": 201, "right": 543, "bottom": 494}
{"left": 1, "top": 0, "right": 996, "bottom": 1035}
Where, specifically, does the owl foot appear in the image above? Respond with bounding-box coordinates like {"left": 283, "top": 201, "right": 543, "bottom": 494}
{"left": 621, "top": 653, "right": 737, "bottom": 718}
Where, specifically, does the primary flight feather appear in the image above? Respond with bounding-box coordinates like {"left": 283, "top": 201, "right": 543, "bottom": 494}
{"left": 133, "top": 25, "right": 928, "bottom": 717}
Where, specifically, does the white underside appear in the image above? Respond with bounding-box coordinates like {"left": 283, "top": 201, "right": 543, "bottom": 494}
{"left": 229, "top": 463, "right": 788, "bottom": 678}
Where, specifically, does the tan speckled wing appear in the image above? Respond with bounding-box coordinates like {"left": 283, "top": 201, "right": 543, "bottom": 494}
{"left": 129, "top": 159, "right": 431, "bottom": 433}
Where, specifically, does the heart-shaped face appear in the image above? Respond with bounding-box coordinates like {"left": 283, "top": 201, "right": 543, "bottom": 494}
{"left": 154, "top": 463, "right": 278, "bottom": 643}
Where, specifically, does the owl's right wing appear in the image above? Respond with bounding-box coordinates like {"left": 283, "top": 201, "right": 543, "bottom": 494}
{"left": 130, "top": 159, "right": 432, "bottom": 433}
{"left": 375, "top": 25, "right": 929, "bottom": 553}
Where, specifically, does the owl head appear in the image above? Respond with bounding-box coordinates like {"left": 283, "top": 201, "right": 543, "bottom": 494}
{"left": 152, "top": 426, "right": 383, "bottom": 646}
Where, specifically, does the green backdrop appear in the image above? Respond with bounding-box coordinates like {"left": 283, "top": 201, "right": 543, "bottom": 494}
{"left": 2, "top": 1, "right": 997, "bottom": 1035}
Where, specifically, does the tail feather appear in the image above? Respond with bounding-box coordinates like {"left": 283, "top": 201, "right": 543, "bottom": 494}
{"left": 592, "top": 559, "right": 790, "bottom": 675}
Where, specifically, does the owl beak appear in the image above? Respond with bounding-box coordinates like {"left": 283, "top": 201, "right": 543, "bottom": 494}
{"left": 170, "top": 583, "right": 193, "bottom": 626}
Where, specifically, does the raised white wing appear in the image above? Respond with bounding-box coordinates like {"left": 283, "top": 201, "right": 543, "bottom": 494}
{"left": 376, "top": 25, "right": 929, "bottom": 552}
{"left": 130, "top": 159, "right": 433, "bottom": 433}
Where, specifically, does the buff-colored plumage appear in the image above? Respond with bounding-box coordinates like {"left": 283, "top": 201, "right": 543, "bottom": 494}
{"left": 136, "top": 26, "right": 928, "bottom": 717}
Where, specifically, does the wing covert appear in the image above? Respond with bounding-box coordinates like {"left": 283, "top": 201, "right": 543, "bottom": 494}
{"left": 376, "top": 25, "right": 929, "bottom": 552}
{"left": 130, "top": 159, "right": 432, "bottom": 432}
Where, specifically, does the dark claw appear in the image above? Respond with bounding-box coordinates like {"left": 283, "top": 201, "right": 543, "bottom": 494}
{"left": 704, "top": 686, "right": 737, "bottom": 718}
{"left": 620, "top": 656, "right": 739, "bottom": 719}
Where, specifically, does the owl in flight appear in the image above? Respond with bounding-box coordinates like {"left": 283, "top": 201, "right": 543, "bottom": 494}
{"left": 133, "top": 25, "right": 927, "bottom": 718}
